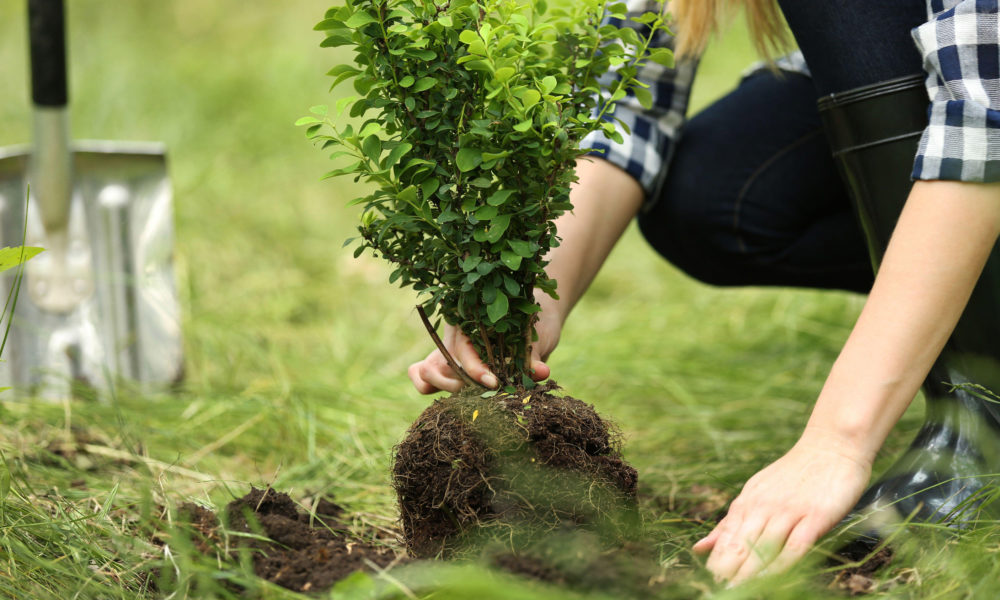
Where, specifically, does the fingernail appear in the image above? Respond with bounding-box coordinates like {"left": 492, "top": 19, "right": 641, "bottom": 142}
{"left": 482, "top": 373, "right": 499, "bottom": 389}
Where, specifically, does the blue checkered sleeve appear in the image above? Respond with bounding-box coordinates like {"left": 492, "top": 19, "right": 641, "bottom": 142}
{"left": 913, "top": 0, "right": 1000, "bottom": 181}
{"left": 580, "top": 1, "right": 697, "bottom": 199}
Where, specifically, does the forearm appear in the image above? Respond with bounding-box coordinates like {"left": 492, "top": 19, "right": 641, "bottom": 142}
{"left": 804, "top": 180, "right": 1000, "bottom": 462}
{"left": 539, "top": 156, "right": 644, "bottom": 323}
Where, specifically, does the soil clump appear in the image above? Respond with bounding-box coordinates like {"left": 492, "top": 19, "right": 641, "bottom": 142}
{"left": 828, "top": 542, "right": 897, "bottom": 596}
{"left": 177, "top": 487, "right": 401, "bottom": 594}
{"left": 392, "top": 382, "right": 639, "bottom": 557}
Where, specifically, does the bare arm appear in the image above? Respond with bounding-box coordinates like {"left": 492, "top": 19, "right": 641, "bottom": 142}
{"left": 536, "top": 156, "right": 645, "bottom": 324}
{"left": 408, "top": 156, "right": 644, "bottom": 393}
{"left": 696, "top": 179, "right": 1000, "bottom": 582}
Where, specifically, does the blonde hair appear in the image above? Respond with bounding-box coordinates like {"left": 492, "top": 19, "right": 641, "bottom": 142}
{"left": 671, "top": 0, "right": 789, "bottom": 58}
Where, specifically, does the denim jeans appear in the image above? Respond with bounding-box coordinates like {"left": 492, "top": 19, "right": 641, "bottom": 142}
{"left": 637, "top": 1, "right": 926, "bottom": 294}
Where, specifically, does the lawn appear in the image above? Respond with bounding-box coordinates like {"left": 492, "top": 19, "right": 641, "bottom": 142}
{"left": 0, "top": 2, "right": 995, "bottom": 598}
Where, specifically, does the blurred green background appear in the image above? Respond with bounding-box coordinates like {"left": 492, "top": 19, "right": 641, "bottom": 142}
{"left": 0, "top": 2, "right": 940, "bottom": 598}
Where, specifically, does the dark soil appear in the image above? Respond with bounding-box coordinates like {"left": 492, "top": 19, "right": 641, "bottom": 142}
{"left": 177, "top": 487, "right": 401, "bottom": 595}
{"left": 828, "top": 541, "right": 896, "bottom": 596}
{"left": 392, "top": 382, "right": 639, "bottom": 558}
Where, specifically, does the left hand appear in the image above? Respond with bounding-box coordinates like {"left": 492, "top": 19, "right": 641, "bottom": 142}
{"left": 692, "top": 429, "right": 873, "bottom": 584}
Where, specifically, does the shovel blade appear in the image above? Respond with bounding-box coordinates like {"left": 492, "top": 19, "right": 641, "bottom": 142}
{"left": 0, "top": 141, "right": 182, "bottom": 399}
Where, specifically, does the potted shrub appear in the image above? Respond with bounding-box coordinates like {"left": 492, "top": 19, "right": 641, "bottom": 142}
{"left": 303, "top": 0, "right": 671, "bottom": 557}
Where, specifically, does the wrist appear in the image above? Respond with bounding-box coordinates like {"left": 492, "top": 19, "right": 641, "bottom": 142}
{"left": 535, "top": 289, "right": 568, "bottom": 327}
{"left": 796, "top": 423, "right": 877, "bottom": 471}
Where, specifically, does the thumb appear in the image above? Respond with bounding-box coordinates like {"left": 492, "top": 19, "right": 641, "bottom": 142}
{"left": 529, "top": 346, "right": 550, "bottom": 382}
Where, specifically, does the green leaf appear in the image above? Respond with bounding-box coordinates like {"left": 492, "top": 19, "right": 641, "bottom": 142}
{"left": 412, "top": 77, "right": 437, "bottom": 93}
{"left": 539, "top": 76, "right": 557, "bottom": 94}
{"left": 421, "top": 177, "right": 440, "bottom": 201}
{"left": 485, "top": 214, "right": 511, "bottom": 243}
{"left": 647, "top": 47, "right": 675, "bottom": 68}
{"left": 481, "top": 282, "right": 497, "bottom": 304}
{"left": 461, "top": 255, "right": 482, "bottom": 272}
{"left": 508, "top": 239, "right": 533, "bottom": 257}
{"left": 321, "top": 161, "right": 362, "bottom": 180}
{"left": 344, "top": 11, "right": 377, "bottom": 28}
{"left": 314, "top": 18, "right": 343, "bottom": 31}
{"left": 397, "top": 185, "right": 418, "bottom": 205}
{"left": 335, "top": 95, "right": 358, "bottom": 115}
{"left": 459, "top": 29, "right": 479, "bottom": 44}
{"left": 0, "top": 246, "right": 43, "bottom": 272}
{"left": 500, "top": 249, "right": 522, "bottom": 270}
{"left": 503, "top": 276, "right": 520, "bottom": 296}
{"left": 382, "top": 142, "right": 412, "bottom": 170}
{"left": 294, "top": 116, "right": 321, "bottom": 126}
{"left": 399, "top": 75, "right": 415, "bottom": 88}
{"left": 438, "top": 209, "right": 461, "bottom": 224}
{"left": 487, "top": 292, "right": 509, "bottom": 324}
{"left": 474, "top": 205, "right": 498, "bottom": 220}
{"left": 517, "top": 300, "right": 542, "bottom": 314}
{"left": 633, "top": 86, "right": 653, "bottom": 109}
{"left": 362, "top": 135, "right": 382, "bottom": 163}
{"left": 358, "top": 121, "right": 381, "bottom": 138}
{"left": 464, "top": 58, "right": 492, "bottom": 72}
{"left": 494, "top": 67, "right": 516, "bottom": 83}
{"left": 438, "top": 15, "right": 453, "bottom": 27}
{"left": 518, "top": 89, "right": 541, "bottom": 107}
{"left": 513, "top": 119, "right": 532, "bottom": 132}
{"left": 455, "top": 148, "right": 482, "bottom": 172}
{"left": 482, "top": 151, "right": 510, "bottom": 161}
{"left": 486, "top": 189, "right": 515, "bottom": 206}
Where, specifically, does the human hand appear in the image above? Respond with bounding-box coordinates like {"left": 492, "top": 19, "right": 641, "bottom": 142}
{"left": 692, "top": 429, "right": 873, "bottom": 584}
{"left": 407, "top": 301, "right": 562, "bottom": 394}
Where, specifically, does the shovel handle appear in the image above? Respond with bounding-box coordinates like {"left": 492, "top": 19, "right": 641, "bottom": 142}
{"left": 28, "top": 0, "right": 67, "bottom": 107}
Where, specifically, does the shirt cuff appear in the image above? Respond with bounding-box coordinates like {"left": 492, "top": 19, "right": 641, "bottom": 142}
{"left": 912, "top": 101, "right": 1000, "bottom": 181}
{"left": 580, "top": 109, "right": 671, "bottom": 198}
{"left": 911, "top": 0, "right": 1000, "bottom": 182}
{"left": 580, "top": 56, "right": 696, "bottom": 200}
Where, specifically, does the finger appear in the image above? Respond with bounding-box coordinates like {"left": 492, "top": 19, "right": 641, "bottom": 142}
{"left": 529, "top": 359, "right": 550, "bottom": 382}
{"left": 730, "top": 516, "right": 799, "bottom": 584}
{"left": 449, "top": 332, "right": 498, "bottom": 388}
{"left": 408, "top": 361, "right": 437, "bottom": 394}
{"left": 706, "top": 515, "right": 767, "bottom": 583}
{"left": 414, "top": 354, "right": 466, "bottom": 394}
{"left": 766, "top": 517, "right": 822, "bottom": 575}
{"left": 692, "top": 525, "right": 722, "bottom": 554}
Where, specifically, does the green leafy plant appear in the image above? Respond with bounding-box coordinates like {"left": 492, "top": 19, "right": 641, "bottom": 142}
{"left": 304, "top": 0, "right": 671, "bottom": 387}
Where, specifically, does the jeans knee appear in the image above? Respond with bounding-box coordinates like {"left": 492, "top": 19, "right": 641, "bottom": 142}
{"left": 638, "top": 181, "right": 745, "bottom": 287}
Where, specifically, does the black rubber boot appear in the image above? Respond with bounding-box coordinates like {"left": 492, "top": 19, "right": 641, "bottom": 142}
{"left": 818, "top": 75, "right": 1000, "bottom": 542}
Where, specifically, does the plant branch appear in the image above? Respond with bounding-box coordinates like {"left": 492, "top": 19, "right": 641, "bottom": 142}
{"left": 417, "top": 304, "right": 479, "bottom": 388}
{"left": 478, "top": 324, "right": 497, "bottom": 374}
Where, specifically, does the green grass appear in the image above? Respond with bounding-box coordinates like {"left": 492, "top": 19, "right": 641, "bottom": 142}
{"left": 0, "top": 2, "right": 995, "bottom": 598}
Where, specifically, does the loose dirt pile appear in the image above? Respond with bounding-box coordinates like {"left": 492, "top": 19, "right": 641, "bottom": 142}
{"left": 392, "top": 383, "right": 639, "bottom": 557}
{"left": 828, "top": 540, "right": 898, "bottom": 596}
{"left": 177, "top": 487, "right": 400, "bottom": 594}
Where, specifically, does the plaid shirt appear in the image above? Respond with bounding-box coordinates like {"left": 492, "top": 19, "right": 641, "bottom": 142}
{"left": 582, "top": 0, "right": 1000, "bottom": 198}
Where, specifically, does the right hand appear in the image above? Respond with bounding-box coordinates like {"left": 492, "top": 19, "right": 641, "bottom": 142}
{"left": 408, "top": 302, "right": 562, "bottom": 394}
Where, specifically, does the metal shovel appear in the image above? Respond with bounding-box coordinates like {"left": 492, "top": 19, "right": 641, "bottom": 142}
{"left": 0, "top": 0, "right": 182, "bottom": 399}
